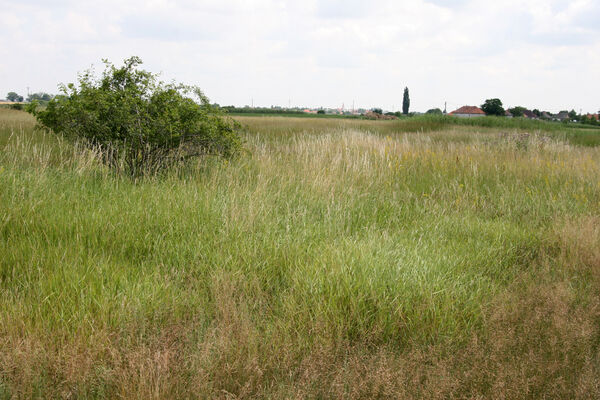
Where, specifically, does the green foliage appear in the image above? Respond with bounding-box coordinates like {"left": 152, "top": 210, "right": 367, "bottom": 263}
{"left": 508, "top": 106, "right": 526, "bottom": 117}
{"left": 317, "top": 109, "right": 325, "bottom": 114}
{"left": 27, "top": 92, "right": 53, "bottom": 102}
{"left": 402, "top": 87, "right": 410, "bottom": 115}
{"left": 221, "top": 106, "right": 304, "bottom": 115}
{"left": 426, "top": 108, "right": 443, "bottom": 115}
{"left": 481, "top": 98, "right": 505, "bottom": 116}
{"left": 568, "top": 109, "right": 577, "bottom": 121}
{"left": 371, "top": 108, "right": 383, "bottom": 115}
{"left": 6, "top": 92, "right": 23, "bottom": 102}
{"left": 28, "top": 57, "right": 242, "bottom": 176}
{"left": 579, "top": 114, "right": 598, "bottom": 127}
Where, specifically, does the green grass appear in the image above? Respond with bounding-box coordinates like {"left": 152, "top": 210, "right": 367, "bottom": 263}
{"left": 1, "top": 108, "right": 600, "bottom": 398}
{"left": 233, "top": 114, "right": 600, "bottom": 146}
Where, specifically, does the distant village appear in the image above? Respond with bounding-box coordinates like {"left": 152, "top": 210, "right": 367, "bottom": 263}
{"left": 299, "top": 104, "right": 599, "bottom": 122}
{"left": 225, "top": 103, "right": 600, "bottom": 125}
{"left": 3, "top": 90, "right": 599, "bottom": 126}
{"left": 445, "top": 105, "right": 599, "bottom": 123}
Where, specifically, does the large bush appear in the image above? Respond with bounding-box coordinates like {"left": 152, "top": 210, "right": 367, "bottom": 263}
{"left": 28, "top": 56, "right": 242, "bottom": 176}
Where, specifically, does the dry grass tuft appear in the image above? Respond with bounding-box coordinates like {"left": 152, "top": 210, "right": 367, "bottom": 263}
{"left": 555, "top": 217, "right": 600, "bottom": 280}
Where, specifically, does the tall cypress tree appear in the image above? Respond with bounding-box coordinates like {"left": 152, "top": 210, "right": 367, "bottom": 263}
{"left": 402, "top": 87, "right": 410, "bottom": 115}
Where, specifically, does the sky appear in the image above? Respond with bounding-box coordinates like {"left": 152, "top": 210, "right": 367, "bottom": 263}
{"left": 1, "top": 0, "right": 599, "bottom": 113}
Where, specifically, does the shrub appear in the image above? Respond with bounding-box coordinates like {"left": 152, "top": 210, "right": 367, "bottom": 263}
{"left": 508, "top": 106, "right": 526, "bottom": 117}
{"left": 28, "top": 56, "right": 242, "bottom": 176}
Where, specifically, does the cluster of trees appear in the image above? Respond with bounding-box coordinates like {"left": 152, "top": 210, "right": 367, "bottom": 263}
{"left": 479, "top": 99, "right": 598, "bottom": 126}
{"left": 5, "top": 91, "right": 54, "bottom": 103}
{"left": 6, "top": 92, "right": 24, "bottom": 102}
{"left": 580, "top": 114, "right": 599, "bottom": 126}
{"left": 28, "top": 92, "right": 53, "bottom": 102}
{"left": 481, "top": 99, "right": 553, "bottom": 119}
{"left": 220, "top": 106, "right": 305, "bottom": 115}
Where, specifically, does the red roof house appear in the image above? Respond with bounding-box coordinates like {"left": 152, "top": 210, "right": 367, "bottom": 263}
{"left": 449, "top": 106, "right": 486, "bottom": 118}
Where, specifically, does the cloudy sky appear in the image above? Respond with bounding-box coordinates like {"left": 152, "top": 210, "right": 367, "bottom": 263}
{"left": 1, "top": 0, "right": 599, "bottom": 113}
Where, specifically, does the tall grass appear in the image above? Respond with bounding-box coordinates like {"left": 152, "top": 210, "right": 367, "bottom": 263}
{"left": 236, "top": 114, "right": 600, "bottom": 146}
{"left": 1, "top": 108, "right": 599, "bottom": 398}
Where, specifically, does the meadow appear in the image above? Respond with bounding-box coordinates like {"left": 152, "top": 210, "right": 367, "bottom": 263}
{"left": 1, "top": 108, "right": 600, "bottom": 398}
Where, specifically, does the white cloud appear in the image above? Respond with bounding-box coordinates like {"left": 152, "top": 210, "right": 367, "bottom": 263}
{"left": 0, "top": 0, "right": 598, "bottom": 112}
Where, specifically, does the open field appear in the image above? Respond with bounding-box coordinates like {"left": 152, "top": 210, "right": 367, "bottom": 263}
{"left": 1, "top": 108, "right": 600, "bottom": 398}
{"left": 235, "top": 114, "right": 600, "bottom": 146}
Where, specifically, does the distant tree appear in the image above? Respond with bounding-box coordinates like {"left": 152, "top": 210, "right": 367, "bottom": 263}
{"left": 6, "top": 92, "right": 23, "bottom": 102}
{"left": 532, "top": 109, "right": 541, "bottom": 117}
{"left": 371, "top": 108, "right": 383, "bottom": 115}
{"left": 426, "top": 108, "right": 443, "bottom": 115}
{"left": 568, "top": 109, "right": 577, "bottom": 121}
{"left": 508, "top": 106, "right": 526, "bottom": 117}
{"left": 481, "top": 98, "right": 505, "bottom": 116}
{"left": 402, "top": 87, "right": 410, "bottom": 115}
{"left": 317, "top": 109, "right": 325, "bottom": 114}
{"left": 27, "top": 92, "right": 52, "bottom": 102}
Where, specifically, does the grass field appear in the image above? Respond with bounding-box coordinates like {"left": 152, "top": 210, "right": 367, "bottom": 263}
{"left": 1, "top": 108, "right": 600, "bottom": 398}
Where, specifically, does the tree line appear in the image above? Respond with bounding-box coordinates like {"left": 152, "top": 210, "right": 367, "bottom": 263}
{"left": 5, "top": 91, "right": 54, "bottom": 103}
